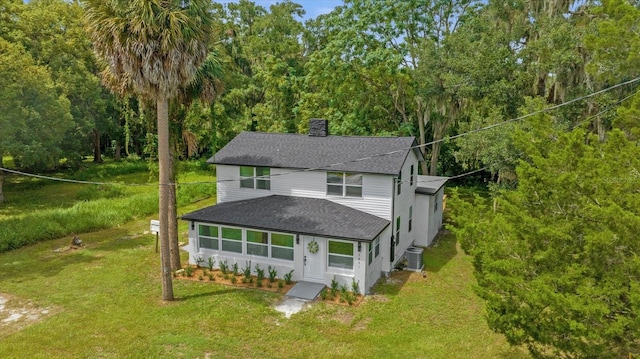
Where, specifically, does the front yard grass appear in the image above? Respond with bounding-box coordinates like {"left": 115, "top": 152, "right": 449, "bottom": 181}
{"left": 0, "top": 207, "right": 528, "bottom": 358}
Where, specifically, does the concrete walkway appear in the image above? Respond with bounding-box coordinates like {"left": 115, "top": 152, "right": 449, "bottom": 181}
{"left": 285, "top": 281, "right": 325, "bottom": 300}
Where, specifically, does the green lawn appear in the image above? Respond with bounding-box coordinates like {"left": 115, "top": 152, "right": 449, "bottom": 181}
{"left": 0, "top": 160, "right": 215, "bottom": 252}
{"left": 0, "top": 203, "right": 528, "bottom": 358}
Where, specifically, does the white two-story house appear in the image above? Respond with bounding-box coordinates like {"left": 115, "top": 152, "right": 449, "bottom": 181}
{"left": 182, "top": 119, "right": 447, "bottom": 294}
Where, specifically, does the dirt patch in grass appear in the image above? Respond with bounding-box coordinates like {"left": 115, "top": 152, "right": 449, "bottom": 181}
{"left": 0, "top": 293, "right": 57, "bottom": 338}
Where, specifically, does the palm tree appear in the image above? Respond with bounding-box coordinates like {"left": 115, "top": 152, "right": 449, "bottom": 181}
{"left": 84, "top": 0, "right": 213, "bottom": 301}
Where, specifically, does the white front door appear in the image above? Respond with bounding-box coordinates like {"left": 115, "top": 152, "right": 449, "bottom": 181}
{"left": 303, "top": 236, "right": 323, "bottom": 281}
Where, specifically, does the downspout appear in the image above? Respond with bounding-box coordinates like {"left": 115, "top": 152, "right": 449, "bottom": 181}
{"left": 390, "top": 175, "right": 396, "bottom": 265}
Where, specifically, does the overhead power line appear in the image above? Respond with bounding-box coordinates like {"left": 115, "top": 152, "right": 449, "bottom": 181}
{"left": 1, "top": 76, "right": 639, "bottom": 187}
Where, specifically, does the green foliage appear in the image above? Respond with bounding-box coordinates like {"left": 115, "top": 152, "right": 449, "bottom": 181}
{"left": 268, "top": 265, "right": 277, "bottom": 283}
{"left": 219, "top": 259, "right": 228, "bottom": 275}
{"left": 184, "top": 266, "right": 194, "bottom": 277}
{"left": 330, "top": 277, "right": 339, "bottom": 297}
{"left": 76, "top": 185, "right": 126, "bottom": 201}
{"left": 449, "top": 119, "right": 640, "bottom": 357}
{"left": 207, "top": 256, "right": 215, "bottom": 270}
{"left": 0, "top": 37, "right": 73, "bottom": 170}
{"left": 0, "top": 192, "right": 157, "bottom": 252}
{"left": 351, "top": 278, "right": 360, "bottom": 294}
{"left": 283, "top": 270, "right": 294, "bottom": 285}
{"left": 255, "top": 263, "right": 265, "bottom": 283}
{"left": 243, "top": 261, "right": 252, "bottom": 281}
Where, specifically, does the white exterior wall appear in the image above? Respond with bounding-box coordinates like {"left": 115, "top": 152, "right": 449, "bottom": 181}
{"left": 186, "top": 222, "right": 300, "bottom": 282}
{"left": 216, "top": 165, "right": 393, "bottom": 219}
{"left": 428, "top": 187, "right": 445, "bottom": 243}
{"left": 414, "top": 187, "right": 445, "bottom": 247}
{"left": 383, "top": 150, "right": 420, "bottom": 272}
{"left": 185, "top": 223, "right": 374, "bottom": 295}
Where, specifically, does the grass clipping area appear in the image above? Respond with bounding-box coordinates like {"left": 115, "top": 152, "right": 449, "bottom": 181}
{"left": 0, "top": 218, "right": 529, "bottom": 359}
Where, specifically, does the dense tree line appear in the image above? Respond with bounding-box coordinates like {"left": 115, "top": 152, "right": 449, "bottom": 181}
{"left": 1, "top": 0, "right": 637, "bottom": 180}
{"left": 1, "top": 0, "right": 639, "bottom": 353}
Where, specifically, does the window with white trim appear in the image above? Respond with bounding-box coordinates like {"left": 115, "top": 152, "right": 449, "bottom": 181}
{"left": 395, "top": 217, "right": 401, "bottom": 245}
{"left": 246, "top": 230, "right": 268, "bottom": 257}
{"left": 271, "top": 233, "right": 294, "bottom": 261}
{"left": 368, "top": 235, "right": 380, "bottom": 265}
{"left": 328, "top": 240, "right": 354, "bottom": 269}
{"left": 198, "top": 224, "right": 219, "bottom": 250}
{"left": 326, "top": 172, "right": 362, "bottom": 197}
{"left": 221, "top": 227, "right": 242, "bottom": 253}
{"left": 240, "top": 166, "right": 270, "bottom": 190}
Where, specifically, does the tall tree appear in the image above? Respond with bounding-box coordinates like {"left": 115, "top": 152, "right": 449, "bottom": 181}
{"left": 84, "top": 0, "right": 214, "bottom": 301}
{"left": 0, "top": 38, "right": 73, "bottom": 202}
{"left": 449, "top": 114, "right": 640, "bottom": 357}
{"left": 302, "top": 0, "right": 480, "bottom": 175}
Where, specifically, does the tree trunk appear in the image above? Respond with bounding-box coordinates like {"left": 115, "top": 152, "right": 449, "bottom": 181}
{"left": 114, "top": 140, "right": 121, "bottom": 161}
{"left": 157, "top": 98, "right": 174, "bottom": 301}
{"left": 429, "top": 120, "right": 447, "bottom": 176}
{"left": 0, "top": 155, "right": 5, "bottom": 203}
{"left": 417, "top": 100, "right": 431, "bottom": 175}
{"left": 168, "top": 149, "right": 181, "bottom": 270}
{"left": 93, "top": 129, "right": 103, "bottom": 163}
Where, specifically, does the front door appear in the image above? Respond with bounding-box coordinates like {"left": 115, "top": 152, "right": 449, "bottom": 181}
{"left": 303, "top": 236, "right": 323, "bottom": 281}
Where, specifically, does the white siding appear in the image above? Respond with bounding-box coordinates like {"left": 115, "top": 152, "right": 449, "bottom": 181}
{"left": 216, "top": 164, "right": 272, "bottom": 203}
{"left": 386, "top": 150, "right": 420, "bottom": 271}
{"left": 217, "top": 165, "right": 393, "bottom": 219}
{"left": 414, "top": 187, "right": 445, "bottom": 247}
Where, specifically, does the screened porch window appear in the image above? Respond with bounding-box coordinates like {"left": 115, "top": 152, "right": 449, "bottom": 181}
{"left": 246, "top": 230, "right": 268, "bottom": 257}
{"left": 221, "top": 227, "right": 242, "bottom": 253}
{"left": 198, "top": 224, "right": 219, "bottom": 250}
{"left": 328, "top": 240, "right": 354, "bottom": 270}
{"left": 271, "top": 233, "right": 294, "bottom": 261}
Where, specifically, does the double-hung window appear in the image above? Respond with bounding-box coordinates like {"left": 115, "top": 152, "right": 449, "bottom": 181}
{"left": 326, "top": 172, "right": 362, "bottom": 197}
{"left": 240, "top": 166, "right": 270, "bottom": 190}
{"left": 198, "top": 224, "right": 219, "bottom": 250}
{"left": 328, "top": 240, "right": 354, "bottom": 270}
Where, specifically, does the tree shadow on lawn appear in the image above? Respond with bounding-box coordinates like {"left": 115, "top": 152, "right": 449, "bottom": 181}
{"left": 175, "top": 288, "right": 240, "bottom": 301}
{"left": 422, "top": 229, "right": 458, "bottom": 274}
{"left": 1, "top": 250, "right": 103, "bottom": 283}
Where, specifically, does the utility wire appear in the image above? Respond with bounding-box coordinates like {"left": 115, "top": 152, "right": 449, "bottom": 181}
{"left": 2, "top": 76, "right": 639, "bottom": 187}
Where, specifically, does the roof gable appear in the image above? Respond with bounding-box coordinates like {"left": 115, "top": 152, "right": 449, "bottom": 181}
{"left": 210, "top": 132, "right": 421, "bottom": 175}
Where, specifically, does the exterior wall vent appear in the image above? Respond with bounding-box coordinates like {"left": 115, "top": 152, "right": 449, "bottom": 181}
{"left": 308, "top": 118, "right": 329, "bottom": 137}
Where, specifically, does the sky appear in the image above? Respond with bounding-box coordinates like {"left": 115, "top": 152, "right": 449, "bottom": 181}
{"left": 218, "top": 0, "right": 344, "bottom": 20}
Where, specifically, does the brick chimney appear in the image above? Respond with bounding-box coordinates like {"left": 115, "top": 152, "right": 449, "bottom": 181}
{"left": 308, "top": 118, "right": 329, "bottom": 137}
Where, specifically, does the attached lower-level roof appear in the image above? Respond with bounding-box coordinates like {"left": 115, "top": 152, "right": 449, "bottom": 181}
{"left": 210, "top": 131, "right": 422, "bottom": 175}
{"left": 182, "top": 195, "right": 389, "bottom": 242}
{"left": 415, "top": 175, "right": 448, "bottom": 195}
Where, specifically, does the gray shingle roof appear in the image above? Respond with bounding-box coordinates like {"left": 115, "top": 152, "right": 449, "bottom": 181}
{"left": 209, "top": 132, "right": 422, "bottom": 175}
{"left": 181, "top": 195, "right": 389, "bottom": 241}
{"left": 415, "top": 175, "right": 448, "bottom": 195}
